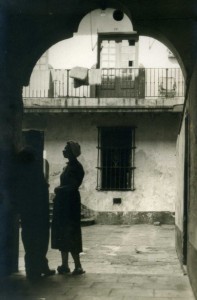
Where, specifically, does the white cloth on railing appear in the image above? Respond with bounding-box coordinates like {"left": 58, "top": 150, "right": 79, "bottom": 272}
{"left": 69, "top": 66, "right": 88, "bottom": 81}
{"left": 69, "top": 66, "right": 102, "bottom": 87}
{"left": 69, "top": 66, "right": 89, "bottom": 88}
{"left": 88, "top": 69, "right": 102, "bottom": 85}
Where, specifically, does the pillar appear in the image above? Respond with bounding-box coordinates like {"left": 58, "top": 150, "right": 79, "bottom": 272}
{"left": 0, "top": 78, "right": 23, "bottom": 276}
{"left": 187, "top": 61, "right": 197, "bottom": 298}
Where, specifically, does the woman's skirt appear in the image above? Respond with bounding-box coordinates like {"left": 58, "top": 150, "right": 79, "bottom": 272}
{"left": 51, "top": 190, "right": 82, "bottom": 253}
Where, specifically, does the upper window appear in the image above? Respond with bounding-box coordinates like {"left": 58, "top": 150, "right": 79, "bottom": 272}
{"left": 97, "top": 127, "right": 136, "bottom": 191}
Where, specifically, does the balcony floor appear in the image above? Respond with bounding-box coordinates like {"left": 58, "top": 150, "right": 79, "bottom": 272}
{"left": 23, "top": 97, "right": 184, "bottom": 113}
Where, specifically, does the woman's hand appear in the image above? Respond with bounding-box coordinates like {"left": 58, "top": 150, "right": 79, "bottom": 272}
{"left": 54, "top": 187, "right": 60, "bottom": 194}
{"left": 54, "top": 185, "right": 69, "bottom": 194}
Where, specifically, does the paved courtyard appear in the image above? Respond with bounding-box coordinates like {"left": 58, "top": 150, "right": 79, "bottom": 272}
{"left": 0, "top": 224, "right": 195, "bottom": 299}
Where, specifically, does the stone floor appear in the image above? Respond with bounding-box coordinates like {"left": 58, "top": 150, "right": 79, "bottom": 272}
{"left": 0, "top": 224, "right": 196, "bottom": 300}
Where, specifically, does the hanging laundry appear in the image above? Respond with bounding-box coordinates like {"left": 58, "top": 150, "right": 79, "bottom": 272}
{"left": 88, "top": 69, "right": 102, "bottom": 85}
{"left": 69, "top": 66, "right": 88, "bottom": 81}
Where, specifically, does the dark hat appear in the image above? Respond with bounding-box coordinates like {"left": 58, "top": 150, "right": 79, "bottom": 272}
{"left": 67, "top": 140, "right": 81, "bottom": 157}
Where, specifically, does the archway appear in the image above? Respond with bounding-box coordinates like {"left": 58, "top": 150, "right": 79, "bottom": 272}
{"left": 19, "top": 6, "right": 185, "bottom": 278}
{"left": 1, "top": 2, "right": 197, "bottom": 293}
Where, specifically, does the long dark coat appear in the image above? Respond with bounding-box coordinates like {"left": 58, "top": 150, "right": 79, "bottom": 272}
{"left": 51, "top": 158, "right": 84, "bottom": 253}
{"left": 14, "top": 154, "right": 50, "bottom": 276}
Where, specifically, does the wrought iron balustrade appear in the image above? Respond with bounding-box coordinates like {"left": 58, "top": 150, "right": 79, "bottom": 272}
{"left": 23, "top": 68, "right": 184, "bottom": 99}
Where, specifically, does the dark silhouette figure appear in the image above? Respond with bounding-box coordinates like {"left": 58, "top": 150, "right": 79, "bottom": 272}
{"left": 15, "top": 146, "right": 55, "bottom": 279}
{"left": 51, "top": 141, "right": 85, "bottom": 275}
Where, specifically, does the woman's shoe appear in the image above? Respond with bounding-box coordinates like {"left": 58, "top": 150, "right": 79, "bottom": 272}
{"left": 57, "top": 265, "right": 70, "bottom": 274}
{"left": 72, "top": 267, "right": 85, "bottom": 275}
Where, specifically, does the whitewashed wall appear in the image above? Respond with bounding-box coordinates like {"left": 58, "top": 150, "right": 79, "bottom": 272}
{"left": 175, "top": 121, "right": 185, "bottom": 231}
{"left": 23, "top": 113, "right": 180, "bottom": 215}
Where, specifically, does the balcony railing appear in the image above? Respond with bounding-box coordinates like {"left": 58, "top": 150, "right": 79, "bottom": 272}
{"left": 23, "top": 68, "right": 184, "bottom": 99}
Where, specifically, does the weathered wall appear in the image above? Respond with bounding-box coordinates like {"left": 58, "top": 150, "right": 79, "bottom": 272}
{"left": 176, "top": 120, "right": 185, "bottom": 229}
{"left": 187, "top": 62, "right": 197, "bottom": 298}
{"left": 23, "top": 112, "right": 180, "bottom": 223}
{"left": 175, "top": 113, "right": 185, "bottom": 262}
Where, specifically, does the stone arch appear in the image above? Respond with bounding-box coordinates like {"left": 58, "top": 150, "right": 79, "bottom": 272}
{"left": 138, "top": 32, "right": 186, "bottom": 80}
{"left": 5, "top": 0, "right": 197, "bottom": 90}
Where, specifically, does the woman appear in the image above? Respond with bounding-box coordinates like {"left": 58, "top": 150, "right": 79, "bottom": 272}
{"left": 51, "top": 141, "right": 85, "bottom": 275}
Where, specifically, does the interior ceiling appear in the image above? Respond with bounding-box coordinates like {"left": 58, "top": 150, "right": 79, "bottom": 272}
{"left": 2, "top": 0, "right": 197, "bottom": 19}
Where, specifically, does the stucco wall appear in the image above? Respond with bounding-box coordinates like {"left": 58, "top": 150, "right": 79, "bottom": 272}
{"left": 23, "top": 112, "right": 180, "bottom": 216}
{"left": 175, "top": 121, "right": 185, "bottom": 231}
{"left": 186, "top": 62, "right": 197, "bottom": 298}
{"left": 175, "top": 112, "right": 186, "bottom": 263}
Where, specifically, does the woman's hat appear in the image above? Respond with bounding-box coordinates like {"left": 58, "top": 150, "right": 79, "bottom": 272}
{"left": 67, "top": 140, "right": 81, "bottom": 157}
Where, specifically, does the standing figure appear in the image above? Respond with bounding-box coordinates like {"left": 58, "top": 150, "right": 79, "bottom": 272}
{"left": 51, "top": 141, "right": 85, "bottom": 275}
{"left": 16, "top": 146, "right": 55, "bottom": 279}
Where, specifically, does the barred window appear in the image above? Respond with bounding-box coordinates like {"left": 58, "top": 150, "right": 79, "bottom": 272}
{"left": 97, "top": 127, "right": 136, "bottom": 191}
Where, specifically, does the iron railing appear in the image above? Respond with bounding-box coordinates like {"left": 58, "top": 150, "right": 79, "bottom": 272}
{"left": 23, "top": 68, "right": 184, "bottom": 99}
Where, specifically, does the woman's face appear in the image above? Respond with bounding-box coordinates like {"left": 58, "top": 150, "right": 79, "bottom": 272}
{"left": 62, "top": 145, "right": 72, "bottom": 159}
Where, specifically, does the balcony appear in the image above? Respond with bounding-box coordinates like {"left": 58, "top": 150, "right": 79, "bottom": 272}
{"left": 23, "top": 68, "right": 184, "bottom": 113}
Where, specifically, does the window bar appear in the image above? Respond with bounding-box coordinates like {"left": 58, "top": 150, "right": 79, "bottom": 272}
{"left": 116, "top": 148, "right": 119, "bottom": 190}
{"left": 132, "top": 128, "right": 136, "bottom": 190}
{"left": 104, "top": 146, "right": 106, "bottom": 190}
{"left": 97, "top": 131, "right": 99, "bottom": 189}
{"left": 124, "top": 150, "right": 127, "bottom": 189}
{"left": 123, "top": 148, "right": 126, "bottom": 189}
{"left": 108, "top": 147, "right": 111, "bottom": 190}
{"left": 120, "top": 148, "right": 122, "bottom": 190}
{"left": 99, "top": 135, "right": 101, "bottom": 190}
{"left": 97, "top": 128, "right": 100, "bottom": 190}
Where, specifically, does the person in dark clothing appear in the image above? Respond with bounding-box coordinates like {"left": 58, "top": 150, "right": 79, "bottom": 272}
{"left": 16, "top": 146, "right": 55, "bottom": 279}
{"left": 51, "top": 141, "right": 85, "bottom": 275}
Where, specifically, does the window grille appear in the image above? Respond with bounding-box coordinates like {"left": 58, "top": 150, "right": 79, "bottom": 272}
{"left": 97, "top": 127, "right": 136, "bottom": 191}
